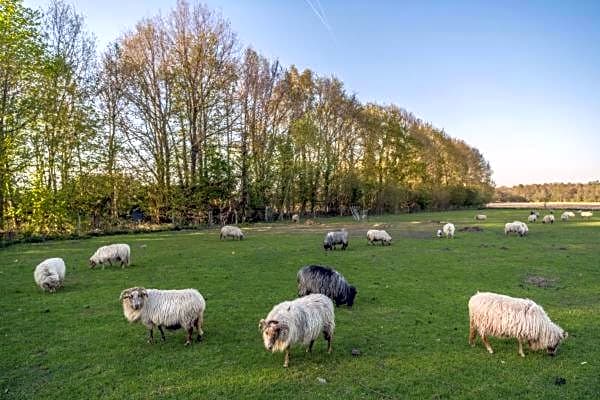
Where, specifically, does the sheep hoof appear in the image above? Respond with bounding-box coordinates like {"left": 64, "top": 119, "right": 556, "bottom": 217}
{"left": 184, "top": 341, "right": 191, "bottom": 346}
{"left": 196, "top": 335, "right": 203, "bottom": 342}
{"left": 283, "top": 363, "right": 289, "bottom": 368}
{"left": 487, "top": 349, "right": 494, "bottom": 354}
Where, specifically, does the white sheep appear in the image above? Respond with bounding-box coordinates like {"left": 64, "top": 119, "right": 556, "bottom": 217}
{"left": 436, "top": 223, "right": 455, "bottom": 238}
{"left": 542, "top": 214, "right": 555, "bottom": 224}
{"left": 564, "top": 211, "right": 576, "bottom": 218}
{"left": 120, "top": 287, "right": 205, "bottom": 345}
{"left": 366, "top": 229, "right": 392, "bottom": 245}
{"left": 504, "top": 221, "right": 528, "bottom": 236}
{"left": 89, "top": 244, "right": 130, "bottom": 269}
{"left": 527, "top": 214, "right": 537, "bottom": 223}
{"left": 560, "top": 212, "right": 570, "bottom": 221}
{"left": 34, "top": 258, "right": 66, "bottom": 292}
{"left": 474, "top": 214, "right": 487, "bottom": 221}
{"left": 580, "top": 211, "right": 593, "bottom": 219}
{"left": 259, "top": 293, "right": 335, "bottom": 368}
{"left": 292, "top": 214, "right": 300, "bottom": 223}
{"left": 220, "top": 225, "right": 244, "bottom": 240}
{"left": 323, "top": 229, "right": 349, "bottom": 250}
{"left": 469, "top": 292, "right": 567, "bottom": 357}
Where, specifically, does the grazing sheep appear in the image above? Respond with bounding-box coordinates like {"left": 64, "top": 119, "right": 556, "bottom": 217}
{"left": 89, "top": 244, "right": 130, "bottom": 269}
{"left": 564, "top": 211, "right": 576, "bottom": 218}
{"left": 468, "top": 292, "right": 567, "bottom": 357}
{"left": 34, "top": 258, "right": 66, "bottom": 292}
{"left": 580, "top": 211, "right": 593, "bottom": 219}
{"left": 527, "top": 214, "right": 537, "bottom": 223}
{"left": 292, "top": 214, "right": 300, "bottom": 223}
{"left": 542, "top": 214, "right": 555, "bottom": 224}
{"left": 560, "top": 212, "right": 570, "bottom": 221}
{"left": 323, "top": 229, "right": 348, "bottom": 251}
{"left": 297, "top": 265, "right": 357, "bottom": 307}
{"left": 259, "top": 294, "right": 335, "bottom": 368}
{"left": 474, "top": 214, "right": 487, "bottom": 221}
{"left": 504, "top": 221, "right": 528, "bottom": 236}
{"left": 120, "top": 287, "right": 205, "bottom": 345}
{"left": 366, "top": 229, "right": 392, "bottom": 246}
{"left": 437, "top": 223, "right": 455, "bottom": 238}
{"left": 220, "top": 225, "right": 244, "bottom": 240}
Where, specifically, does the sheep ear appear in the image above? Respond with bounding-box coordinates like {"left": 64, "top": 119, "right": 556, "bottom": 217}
{"left": 563, "top": 331, "right": 569, "bottom": 339}
{"left": 140, "top": 288, "right": 148, "bottom": 297}
{"left": 119, "top": 289, "right": 129, "bottom": 301}
{"left": 258, "top": 319, "right": 266, "bottom": 331}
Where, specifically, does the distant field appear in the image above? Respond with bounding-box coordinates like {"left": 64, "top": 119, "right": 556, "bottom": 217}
{"left": 1, "top": 210, "right": 599, "bottom": 399}
{"left": 487, "top": 202, "right": 600, "bottom": 210}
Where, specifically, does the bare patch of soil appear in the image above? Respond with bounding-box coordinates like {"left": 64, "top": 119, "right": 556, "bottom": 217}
{"left": 459, "top": 226, "right": 483, "bottom": 232}
{"left": 524, "top": 275, "right": 558, "bottom": 288}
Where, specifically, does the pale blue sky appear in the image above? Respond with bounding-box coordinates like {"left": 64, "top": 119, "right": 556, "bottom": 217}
{"left": 25, "top": 0, "right": 600, "bottom": 186}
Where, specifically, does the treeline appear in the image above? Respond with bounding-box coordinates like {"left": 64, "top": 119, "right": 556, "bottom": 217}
{"left": 0, "top": 0, "right": 493, "bottom": 236}
{"left": 495, "top": 182, "right": 600, "bottom": 203}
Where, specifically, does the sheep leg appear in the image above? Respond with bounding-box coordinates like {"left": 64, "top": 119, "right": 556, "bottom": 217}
{"left": 468, "top": 319, "right": 477, "bottom": 346}
{"left": 481, "top": 335, "right": 493, "bottom": 354}
{"left": 283, "top": 348, "right": 290, "bottom": 368}
{"left": 307, "top": 340, "right": 315, "bottom": 353}
{"left": 324, "top": 329, "right": 333, "bottom": 353}
{"left": 147, "top": 328, "right": 155, "bottom": 344}
{"left": 158, "top": 326, "right": 166, "bottom": 342}
{"left": 185, "top": 327, "right": 193, "bottom": 346}
{"left": 195, "top": 317, "right": 203, "bottom": 342}
{"left": 517, "top": 340, "right": 525, "bottom": 357}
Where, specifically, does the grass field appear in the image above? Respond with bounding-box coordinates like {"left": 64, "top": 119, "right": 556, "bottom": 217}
{"left": 1, "top": 209, "right": 599, "bottom": 399}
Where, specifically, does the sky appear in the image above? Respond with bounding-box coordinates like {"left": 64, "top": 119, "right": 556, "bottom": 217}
{"left": 24, "top": 0, "right": 600, "bottom": 187}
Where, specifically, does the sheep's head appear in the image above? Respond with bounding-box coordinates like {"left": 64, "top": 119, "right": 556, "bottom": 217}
{"left": 42, "top": 276, "right": 60, "bottom": 292}
{"left": 323, "top": 241, "right": 332, "bottom": 251}
{"left": 347, "top": 286, "right": 357, "bottom": 307}
{"left": 547, "top": 330, "right": 568, "bottom": 356}
{"left": 89, "top": 258, "right": 97, "bottom": 269}
{"left": 259, "top": 319, "right": 288, "bottom": 351}
{"left": 120, "top": 287, "right": 148, "bottom": 310}
{"left": 436, "top": 229, "right": 443, "bottom": 238}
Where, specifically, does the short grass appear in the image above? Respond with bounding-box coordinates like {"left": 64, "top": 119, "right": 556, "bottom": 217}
{"left": 1, "top": 210, "right": 599, "bottom": 399}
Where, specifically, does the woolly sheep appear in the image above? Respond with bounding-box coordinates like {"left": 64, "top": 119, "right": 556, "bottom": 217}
{"left": 474, "top": 214, "right": 487, "bottom": 221}
{"left": 437, "top": 223, "right": 455, "bottom": 238}
{"left": 530, "top": 211, "right": 540, "bottom": 217}
{"left": 366, "top": 229, "right": 392, "bottom": 246}
{"left": 564, "top": 211, "right": 576, "bottom": 218}
{"left": 468, "top": 292, "right": 567, "bottom": 357}
{"left": 323, "top": 229, "right": 348, "bottom": 251}
{"left": 292, "top": 214, "right": 300, "bottom": 223}
{"left": 89, "top": 244, "right": 130, "bottom": 269}
{"left": 580, "top": 211, "right": 593, "bottom": 219}
{"left": 542, "top": 214, "right": 555, "bottom": 224}
{"left": 560, "top": 212, "right": 570, "bottom": 221}
{"left": 527, "top": 214, "right": 537, "bottom": 223}
{"left": 220, "top": 225, "right": 244, "bottom": 240}
{"left": 297, "top": 265, "right": 357, "bottom": 307}
{"left": 504, "top": 221, "right": 528, "bottom": 236}
{"left": 34, "top": 258, "right": 66, "bottom": 292}
{"left": 120, "top": 287, "right": 205, "bottom": 345}
{"left": 259, "top": 293, "right": 335, "bottom": 368}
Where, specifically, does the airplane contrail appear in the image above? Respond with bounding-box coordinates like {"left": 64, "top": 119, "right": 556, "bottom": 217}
{"left": 304, "top": 0, "right": 337, "bottom": 44}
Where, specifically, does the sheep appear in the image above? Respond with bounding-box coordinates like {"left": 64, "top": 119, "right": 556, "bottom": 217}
{"left": 468, "top": 292, "right": 567, "bottom": 357}
{"left": 527, "top": 214, "right": 537, "bottom": 223}
{"left": 530, "top": 211, "right": 540, "bottom": 217}
{"left": 366, "top": 229, "right": 392, "bottom": 246}
{"left": 259, "top": 293, "right": 335, "bottom": 368}
{"left": 292, "top": 214, "right": 300, "bottom": 223}
{"left": 580, "top": 211, "right": 593, "bottom": 219}
{"left": 542, "top": 214, "right": 555, "bottom": 224}
{"left": 564, "top": 211, "right": 576, "bottom": 218}
{"left": 220, "top": 225, "right": 244, "bottom": 240}
{"left": 436, "top": 223, "right": 455, "bottom": 238}
{"left": 89, "top": 244, "right": 130, "bottom": 269}
{"left": 504, "top": 221, "right": 528, "bottom": 236}
{"left": 34, "top": 258, "right": 66, "bottom": 292}
{"left": 474, "top": 214, "right": 487, "bottom": 221}
{"left": 120, "top": 287, "right": 205, "bottom": 345}
{"left": 297, "top": 265, "right": 357, "bottom": 307}
{"left": 560, "top": 212, "right": 570, "bottom": 221}
{"left": 323, "top": 229, "right": 348, "bottom": 251}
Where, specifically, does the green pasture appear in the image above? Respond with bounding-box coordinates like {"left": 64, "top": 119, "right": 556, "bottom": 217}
{"left": 1, "top": 209, "right": 598, "bottom": 399}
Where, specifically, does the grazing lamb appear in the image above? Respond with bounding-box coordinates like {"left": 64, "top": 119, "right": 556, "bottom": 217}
{"left": 120, "top": 287, "right": 205, "bottom": 345}
{"left": 366, "top": 229, "right": 392, "bottom": 246}
{"left": 34, "top": 258, "right": 66, "bottom": 292}
{"left": 542, "top": 214, "right": 555, "bottom": 224}
{"left": 560, "top": 212, "right": 570, "bottom": 221}
{"left": 527, "top": 214, "right": 537, "bottom": 223}
{"left": 468, "top": 292, "right": 567, "bottom": 357}
{"left": 89, "top": 244, "right": 130, "bottom": 269}
{"left": 505, "top": 221, "right": 528, "bottom": 236}
{"left": 259, "top": 294, "right": 335, "bottom": 367}
{"left": 220, "top": 225, "right": 244, "bottom": 240}
{"left": 580, "top": 211, "right": 593, "bottom": 219}
{"left": 297, "top": 265, "right": 357, "bottom": 307}
{"left": 436, "top": 223, "right": 455, "bottom": 238}
{"left": 564, "top": 211, "right": 576, "bottom": 218}
{"left": 292, "top": 214, "right": 300, "bottom": 223}
{"left": 474, "top": 214, "right": 487, "bottom": 221}
{"left": 323, "top": 229, "right": 348, "bottom": 251}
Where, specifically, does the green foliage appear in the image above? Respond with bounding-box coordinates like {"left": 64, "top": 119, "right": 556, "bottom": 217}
{"left": 496, "top": 182, "right": 600, "bottom": 203}
{"left": 0, "top": 210, "right": 599, "bottom": 398}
